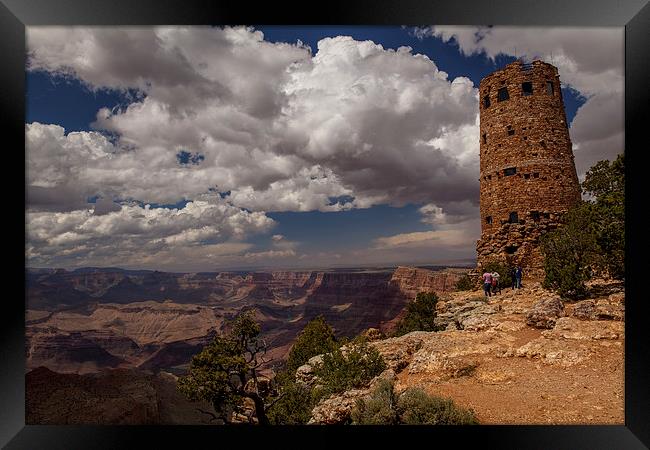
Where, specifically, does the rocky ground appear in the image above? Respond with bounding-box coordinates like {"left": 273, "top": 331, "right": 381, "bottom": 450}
{"left": 302, "top": 278, "right": 624, "bottom": 425}
{"left": 25, "top": 366, "right": 215, "bottom": 425}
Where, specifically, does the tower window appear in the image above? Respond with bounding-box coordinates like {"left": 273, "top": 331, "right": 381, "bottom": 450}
{"left": 509, "top": 212, "right": 519, "bottom": 223}
{"left": 482, "top": 133, "right": 487, "bottom": 144}
{"left": 531, "top": 211, "right": 540, "bottom": 221}
{"left": 522, "top": 82, "right": 533, "bottom": 96}
{"left": 546, "top": 81, "right": 554, "bottom": 95}
{"left": 504, "top": 167, "right": 517, "bottom": 176}
{"left": 485, "top": 216, "right": 492, "bottom": 224}
{"left": 505, "top": 246, "right": 518, "bottom": 254}
{"left": 508, "top": 129, "right": 515, "bottom": 136}
{"left": 497, "top": 87, "right": 509, "bottom": 102}
{"left": 524, "top": 173, "right": 530, "bottom": 179}
{"left": 483, "top": 95, "right": 491, "bottom": 108}
{"left": 541, "top": 141, "right": 546, "bottom": 148}
{"left": 533, "top": 172, "right": 539, "bottom": 178}
{"left": 542, "top": 212, "right": 550, "bottom": 219}
{"left": 487, "top": 174, "right": 492, "bottom": 180}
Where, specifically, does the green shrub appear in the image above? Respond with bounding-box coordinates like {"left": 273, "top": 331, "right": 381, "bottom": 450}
{"left": 312, "top": 342, "right": 387, "bottom": 402}
{"left": 351, "top": 379, "right": 399, "bottom": 425}
{"left": 352, "top": 379, "right": 479, "bottom": 425}
{"left": 455, "top": 274, "right": 474, "bottom": 291}
{"left": 286, "top": 315, "right": 338, "bottom": 375}
{"left": 393, "top": 292, "right": 440, "bottom": 337}
{"left": 581, "top": 154, "right": 625, "bottom": 281}
{"left": 267, "top": 370, "right": 314, "bottom": 425}
{"left": 397, "top": 388, "right": 478, "bottom": 425}
{"left": 541, "top": 154, "right": 624, "bottom": 298}
{"left": 540, "top": 203, "right": 597, "bottom": 299}
{"left": 178, "top": 310, "right": 273, "bottom": 424}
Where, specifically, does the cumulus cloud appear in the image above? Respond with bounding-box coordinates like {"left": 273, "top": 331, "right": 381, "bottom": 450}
{"left": 26, "top": 197, "right": 275, "bottom": 269}
{"left": 417, "top": 26, "right": 624, "bottom": 175}
{"left": 27, "top": 27, "right": 480, "bottom": 214}
{"left": 26, "top": 26, "right": 489, "bottom": 269}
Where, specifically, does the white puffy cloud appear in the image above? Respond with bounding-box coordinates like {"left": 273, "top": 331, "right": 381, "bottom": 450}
{"left": 418, "top": 26, "right": 624, "bottom": 175}
{"left": 26, "top": 197, "right": 275, "bottom": 270}
{"left": 275, "top": 37, "right": 480, "bottom": 207}
{"left": 27, "top": 28, "right": 480, "bottom": 214}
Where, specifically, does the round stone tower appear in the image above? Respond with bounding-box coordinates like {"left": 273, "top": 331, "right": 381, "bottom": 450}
{"left": 476, "top": 60, "right": 581, "bottom": 271}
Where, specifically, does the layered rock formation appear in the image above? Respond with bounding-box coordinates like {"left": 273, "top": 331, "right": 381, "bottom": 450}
{"left": 26, "top": 266, "right": 465, "bottom": 375}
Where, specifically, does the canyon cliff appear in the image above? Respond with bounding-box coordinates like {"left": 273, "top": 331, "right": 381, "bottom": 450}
{"left": 26, "top": 266, "right": 466, "bottom": 375}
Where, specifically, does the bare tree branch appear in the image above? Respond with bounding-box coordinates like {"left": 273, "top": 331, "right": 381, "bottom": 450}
{"left": 264, "top": 393, "right": 286, "bottom": 412}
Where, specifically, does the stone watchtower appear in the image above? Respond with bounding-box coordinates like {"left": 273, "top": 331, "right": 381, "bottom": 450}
{"left": 476, "top": 60, "right": 581, "bottom": 271}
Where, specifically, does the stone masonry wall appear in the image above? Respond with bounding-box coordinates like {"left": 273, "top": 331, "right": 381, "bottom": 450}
{"left": 477, "top": 60, "right": 581, "bottom": 269}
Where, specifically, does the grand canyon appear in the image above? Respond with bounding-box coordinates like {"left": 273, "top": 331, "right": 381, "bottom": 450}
{"left": 26, "top": 265, "right": 466, "bottom": 423}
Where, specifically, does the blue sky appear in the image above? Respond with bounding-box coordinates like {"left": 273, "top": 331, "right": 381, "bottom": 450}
{"left": 25, "top": 26, "right": 622, "bottom": 271}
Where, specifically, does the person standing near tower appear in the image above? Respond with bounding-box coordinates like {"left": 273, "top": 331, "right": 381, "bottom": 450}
{"left": 491, "top": 270, "right": 501, "bottom": 295}
{"left": 482, "top": 271, "right": 493, "bottom": 297}
{"left": 515, "top": 265, "right": 523, "bottom": 289}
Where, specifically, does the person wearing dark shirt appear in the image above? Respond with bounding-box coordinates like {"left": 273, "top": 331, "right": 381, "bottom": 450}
{"left": 515, "top": 265, "right": 523, "bottom": 289}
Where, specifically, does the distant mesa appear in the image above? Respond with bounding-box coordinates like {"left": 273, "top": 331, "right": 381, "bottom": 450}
{"left": 26, "top": 265, "right": 465, "bottom": 375}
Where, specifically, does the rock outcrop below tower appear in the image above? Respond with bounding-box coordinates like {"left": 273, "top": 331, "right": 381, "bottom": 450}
{"left": 477, "top": 60, "right": 581, "bottom": 270}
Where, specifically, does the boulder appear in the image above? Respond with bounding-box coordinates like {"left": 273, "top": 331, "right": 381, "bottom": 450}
{"left": 572, "top": 300, "right": 596, "bottom": 320}
{"left": 295, "top": 354, "right": 323, "bottom": 387}
{"left": 308, "top": 389, "right": 369, "bottom": 424}
{"left": 526, "top": 297, "right": 564, "bottom": 329}
{"left": 572, "top": 299, "right": 624, "bottom": 322}
{"left": 460, "top": 314, "right": 495, "bottom": 331}
{"left": 593, "top": 299, "right": 624, "bottom": 321}
{"left": 370, "top": 333, "right": 426, "bottom": 373}
{"left": 542, "top": 317, "right": 623, "bottom": 341}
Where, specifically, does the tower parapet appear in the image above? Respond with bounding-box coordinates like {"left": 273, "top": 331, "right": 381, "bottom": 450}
{"left": 477, "top": 60, "right": 581, "bottom": 270}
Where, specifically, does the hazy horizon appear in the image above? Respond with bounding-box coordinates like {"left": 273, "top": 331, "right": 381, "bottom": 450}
{"left": 26, "top": 258, "right": 476, "bottom": 274}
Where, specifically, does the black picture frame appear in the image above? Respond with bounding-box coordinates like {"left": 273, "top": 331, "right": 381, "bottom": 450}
{"left": 2, "top": 0, "right": 648, "bottom": 448}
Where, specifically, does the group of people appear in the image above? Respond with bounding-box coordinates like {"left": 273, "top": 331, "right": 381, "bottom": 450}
{"left": 481, "top": 265, "right": 523, "bottom": 297}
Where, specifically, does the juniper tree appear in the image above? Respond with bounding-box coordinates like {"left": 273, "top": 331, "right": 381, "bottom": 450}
{"left": 177, "top": 310, "right": 280, "bottom": 425}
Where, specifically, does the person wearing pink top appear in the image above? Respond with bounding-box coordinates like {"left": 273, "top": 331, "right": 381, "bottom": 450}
{"left": 482, "top": 272, "right": 492, "bottom": 297}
